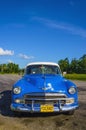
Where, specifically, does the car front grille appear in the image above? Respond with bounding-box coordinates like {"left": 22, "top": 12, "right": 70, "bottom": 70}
{"left": 24, "top": 93, "right": 67, "bottom": 105}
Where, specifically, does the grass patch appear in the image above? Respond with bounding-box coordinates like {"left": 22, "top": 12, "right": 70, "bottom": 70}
{"left": 64, "top": 74, "right": 86, "bottom": 81}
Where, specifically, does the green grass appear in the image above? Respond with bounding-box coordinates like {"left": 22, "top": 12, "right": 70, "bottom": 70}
{"left": 64, "top": 74, "right": 86, "bottom": 81}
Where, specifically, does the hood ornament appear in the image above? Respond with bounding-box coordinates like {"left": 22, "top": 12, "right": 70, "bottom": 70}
{"left": 42, "top": 83, "right": 54, "bottom": 91}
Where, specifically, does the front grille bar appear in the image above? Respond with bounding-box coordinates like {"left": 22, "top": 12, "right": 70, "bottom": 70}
{"left": 24, "top": 93, "right": 68, "bottom": 105}
{"left": 24, "top": 93, "right": 67, "bottom": 99}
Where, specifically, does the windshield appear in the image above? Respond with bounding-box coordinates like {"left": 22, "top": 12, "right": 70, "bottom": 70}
{"left": 25, "top": 65, "right": 61, "bottom": 75}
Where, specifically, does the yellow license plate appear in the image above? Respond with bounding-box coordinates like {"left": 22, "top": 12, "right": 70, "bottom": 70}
{"left": 41, "top": 105, "right": 54, "bottom": 112}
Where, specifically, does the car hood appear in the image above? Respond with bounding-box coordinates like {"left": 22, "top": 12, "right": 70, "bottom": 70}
{"left": 15, "top": 74, "right": 68, "bottom": 94}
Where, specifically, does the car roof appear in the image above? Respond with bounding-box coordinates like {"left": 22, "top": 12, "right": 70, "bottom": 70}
{"left": 26, "top": 62, "right": 59, "bottom": 67}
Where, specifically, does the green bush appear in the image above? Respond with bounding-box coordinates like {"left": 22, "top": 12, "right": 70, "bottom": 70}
{"left": 64, "top": 74, "right": 86, "bottom": 81}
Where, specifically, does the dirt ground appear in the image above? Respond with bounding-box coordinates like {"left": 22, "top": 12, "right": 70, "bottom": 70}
{"left": 0, "top": 74, "right": 86, "bottom": 130}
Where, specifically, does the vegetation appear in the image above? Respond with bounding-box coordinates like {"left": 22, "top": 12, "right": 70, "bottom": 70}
{"left": 64, "top": 74, "right": 86, "bottom": 81}
{"left": 58, "top": 54, "right": 86, "bottom": 74}
{"left": 0, "top": 54, "right": 86, "bottom": 79}
{"left": 0, "top": 63, "right": 24, "bottom": 74}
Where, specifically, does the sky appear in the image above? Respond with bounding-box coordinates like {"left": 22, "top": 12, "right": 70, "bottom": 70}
{"left": 0, "top": 0, "right": 86, "bottom": 68}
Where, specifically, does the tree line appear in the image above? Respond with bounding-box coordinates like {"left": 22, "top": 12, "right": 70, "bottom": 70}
{"left": 58, "top": 54, "right": 86, "bottom": 74}
{"left": 0, "top": 63, "right": 24, "bottom": 74}
{"left": 0, "top": 54, "right": 86, "bottom": 74}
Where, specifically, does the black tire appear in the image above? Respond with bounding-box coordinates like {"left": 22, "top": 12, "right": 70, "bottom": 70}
{"left": 13, "top": 111, "right": 22, "bottom": 117}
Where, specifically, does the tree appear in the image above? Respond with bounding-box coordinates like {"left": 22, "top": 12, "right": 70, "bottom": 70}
{"left": 78, "top": 54, "right": 86, "bottom": 73}
{"left": 58, "top": 58, "right": 69, "bottom": 73}
{"left": 58, "top": 54, "right": 86, "bottom": 74}
{"left": 7, "top": 63, "right": 19, "bottom": 73}
{"left": 70, "top": 58, "right": 79, "bottom": 73}
{"left": 0, "top": 63, "right": 20, "bottom": 73}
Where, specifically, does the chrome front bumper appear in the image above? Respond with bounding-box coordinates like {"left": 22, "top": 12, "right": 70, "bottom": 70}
{"left": 11, "top": 93, "right": 79, "bottom": 113}
{"left": 11, "top": 103, "right": 79, "bottom": 113}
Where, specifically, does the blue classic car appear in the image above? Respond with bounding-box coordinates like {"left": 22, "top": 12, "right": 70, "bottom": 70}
{"left": 11, "top": 62, "right": 79, "bottom": 115}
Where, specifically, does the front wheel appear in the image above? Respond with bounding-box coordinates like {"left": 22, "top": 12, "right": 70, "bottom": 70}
{"left": 13, "top": 111, "right": 22, "bottom": 117}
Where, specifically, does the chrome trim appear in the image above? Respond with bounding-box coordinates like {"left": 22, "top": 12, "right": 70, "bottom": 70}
{"left": 24, "top": 93, "right": 67, "bottom": 97}
{"left": 11, "top": 92, "right": 78, "bottom": 113}
{"left": 11, "top": 104, "right": 79, "bottom": 112}
{"left": 25, "top": 98, "right": 72, "bottom": 101}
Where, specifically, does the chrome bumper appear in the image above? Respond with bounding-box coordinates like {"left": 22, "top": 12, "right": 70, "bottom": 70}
{"left": 11, "top": 103, "right": 79, "bottom": 113}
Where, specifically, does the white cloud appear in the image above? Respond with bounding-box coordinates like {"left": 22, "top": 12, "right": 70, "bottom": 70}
{"left": 0, "top": 47, "right": 14, "bottom": 56}
{"left": 7, "top": 59, "right": 14, "bottom": 63}
{"left": 19, "top": 53, "right": 34, "bottom": 60}
{"left": 32, "top": 17, "right": 86, "bottom": 38}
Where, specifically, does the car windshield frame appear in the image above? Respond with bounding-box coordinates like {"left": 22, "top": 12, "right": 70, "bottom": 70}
{"left": 25, "top": 65, "right": 61, "bottom": 75}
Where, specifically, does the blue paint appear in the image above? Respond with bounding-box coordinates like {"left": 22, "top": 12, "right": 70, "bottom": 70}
{"left": 11, "top": 62, "right": 79, "bottom": 113}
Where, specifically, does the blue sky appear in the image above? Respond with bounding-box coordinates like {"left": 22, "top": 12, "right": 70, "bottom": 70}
{"left": 0, "top": 0, "right": 86, "bottom": 68}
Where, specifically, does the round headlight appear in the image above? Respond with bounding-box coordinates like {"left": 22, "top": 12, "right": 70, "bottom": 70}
{"left": 68, "top": 87, "right": 76, "bottom": 94}
{"left": 13, "top": 87, "right": 21, "bottom": 94}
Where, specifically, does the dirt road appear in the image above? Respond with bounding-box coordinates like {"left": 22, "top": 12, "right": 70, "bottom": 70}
{"left": 0, "top": 74, "right": 86, "bottom": 130}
